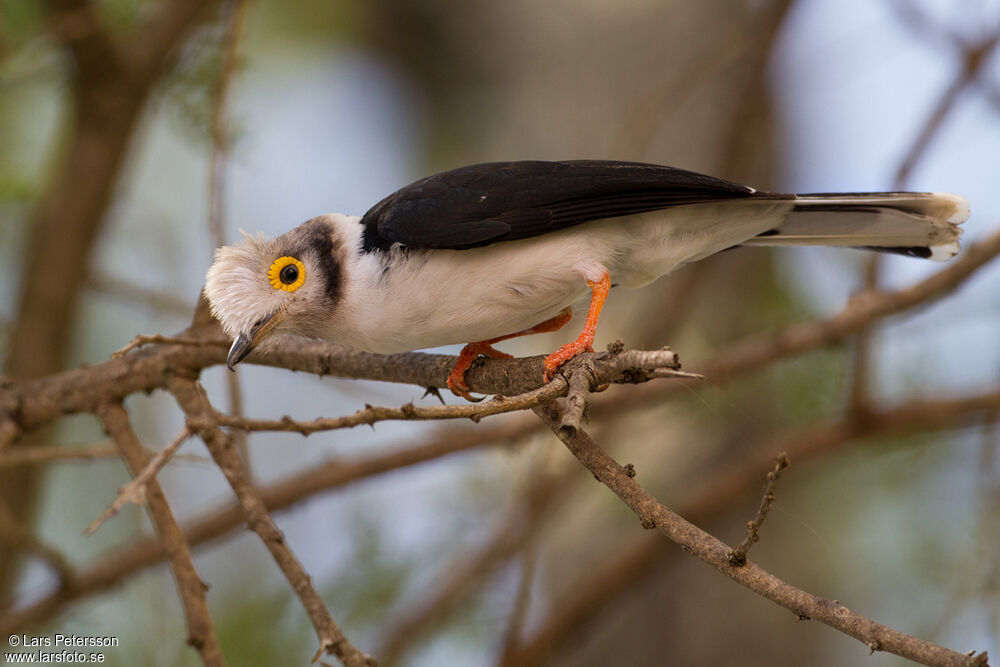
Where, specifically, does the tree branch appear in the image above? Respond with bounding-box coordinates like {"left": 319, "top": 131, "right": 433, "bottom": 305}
{"left": 96, "top": 403, "right": 224, "bottom": 666}
{"left": 84, "top": 428, "right": 192, "bottom": 536}
{"left": 532, "top": 403, "right": 988, "bottom": 666}
{"left": 509, "top": 385, "right": 1000, "bottom": 664}
{"left": 0, "top": 417, "right": 536, "bottom": 635}
{"left": 166, "top": 373, "right": 376, "bottom": 667}
{"left": 728, "top": 452, "right": 789, "bottom": 566}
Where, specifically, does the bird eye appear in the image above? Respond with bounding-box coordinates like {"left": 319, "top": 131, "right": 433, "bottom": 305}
{"left": 267, "top": 256, "right": 305, "bottom": 292}
{"left": 279, "top": 264, "right": 298, "bottom": 284}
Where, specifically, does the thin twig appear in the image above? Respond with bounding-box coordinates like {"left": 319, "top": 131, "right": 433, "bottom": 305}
{"left": 508, "top": 388, "right": 1000, "bottom": 665}
{"left": 111, "top": 333, "right": 228, "bottom": 358}
{"left": 96, "top": 403, "right": 224, "bottom": 666}
{"left": 85, "top": 428, "right": 192, "bottom": 536}
{"left": 728, "top": 452, "right": 790, "bottom": 566}
{"left": 0, "top": 416, "right": 539, "bottom": 636}
{"left": 532, "top": 403, "right": 987, "bottom": 666}
{"left": 201, "top": 347, "right": 682, "bottom": 434}
{"left": 211, "top": 382, "right": 566, "bottom": 433}
{"left": 168, "top": 374, "right": 376, "bottom": 667}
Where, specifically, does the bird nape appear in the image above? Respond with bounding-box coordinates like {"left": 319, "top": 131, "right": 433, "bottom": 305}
{"left": 204, "top": 160, "right": 969, "bottom": 399}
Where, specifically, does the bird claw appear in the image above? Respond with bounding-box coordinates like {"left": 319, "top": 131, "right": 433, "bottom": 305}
{"left": 542, "top": 341, "right": 591, "bottom": 381}
{"left": 446, "top": 373, "right": 473, "bottom": 400}
{"left": 446, "top": 368, "right": 486, "bottom": 401}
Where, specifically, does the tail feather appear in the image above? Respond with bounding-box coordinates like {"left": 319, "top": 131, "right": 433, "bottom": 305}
{"left": 743, "top": 192, "right": 968, "bottom": 261}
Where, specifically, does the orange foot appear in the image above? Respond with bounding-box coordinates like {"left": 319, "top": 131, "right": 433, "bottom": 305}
{"left": 447, "top": 342, "right": 512, "bottom": 399}
{"left": 446, "top": 307, "right": 574, "bottom": 399}
{"left": 543, "top": 272, "right": 611, "bottom": 381}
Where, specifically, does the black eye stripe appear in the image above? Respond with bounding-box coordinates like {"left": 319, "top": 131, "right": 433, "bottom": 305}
{"left": 279, "top": 263, "right": 299, "bottom": 284}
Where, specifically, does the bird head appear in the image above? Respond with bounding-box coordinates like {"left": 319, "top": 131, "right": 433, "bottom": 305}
{"left": 204, "top": 216, "right": 344, "bottom": 370}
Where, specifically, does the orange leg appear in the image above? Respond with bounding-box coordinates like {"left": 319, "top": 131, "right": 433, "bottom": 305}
{"left": 543, "top": 271, "right": 611, "bottom": 381}
{"left": 447, "top": 307, "right": 574, "bottom": 398}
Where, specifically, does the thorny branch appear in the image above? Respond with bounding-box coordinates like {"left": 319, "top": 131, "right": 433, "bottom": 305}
{"left": 503, "top": 390, "right": 1000, "bottom": 666}
{"left": 95, "top": 404, "right": 224, "bottom": 666}
{"left": 84, "top": 428, "right": 193, "bottom": 536}
{"left": 532, "top": 404, "right": 989, "bottom": 667}
{"left": 167, "top": 374, "right": 376, "bottom": 667}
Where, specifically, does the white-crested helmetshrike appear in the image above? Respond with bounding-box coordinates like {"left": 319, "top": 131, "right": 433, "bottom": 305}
{"left": 205, "top": 160, "right": 968, "bottom": 398}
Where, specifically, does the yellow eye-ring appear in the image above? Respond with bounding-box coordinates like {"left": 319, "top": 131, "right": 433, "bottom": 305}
{"left": 268, "top": 256, "right": 305, "bottom": 292}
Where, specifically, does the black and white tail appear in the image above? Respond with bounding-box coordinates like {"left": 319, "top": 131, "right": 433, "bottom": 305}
{"left": 745, "top": 192, "right": 969, "bottom": 260}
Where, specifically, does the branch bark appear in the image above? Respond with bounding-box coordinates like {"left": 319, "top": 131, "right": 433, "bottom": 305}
{"left": 532, "top": 404, "right": 988, "bottom": 667}
{"left": 96, "top": 403, "right": 224, "bottom": 666}
{"left": 167, "top": 373, "right": 376, "bottom": 667}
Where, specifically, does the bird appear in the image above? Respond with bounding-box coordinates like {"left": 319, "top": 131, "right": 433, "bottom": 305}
{"left": 204, "top": 160, "right": 968, "bottom": 398}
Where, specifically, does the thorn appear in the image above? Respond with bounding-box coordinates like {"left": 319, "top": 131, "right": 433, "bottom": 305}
{"left": 421, "top": 386, "right": 446, "bottom": 405}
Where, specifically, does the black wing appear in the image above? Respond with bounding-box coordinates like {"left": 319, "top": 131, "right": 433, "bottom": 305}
{"left": 359, "top": 160, "right": 763, "bottom": 252}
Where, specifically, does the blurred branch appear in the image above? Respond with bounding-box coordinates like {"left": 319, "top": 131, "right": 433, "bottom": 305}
{"left": 2, "top": 0, "right": 219, "bottom": 596}
{"left": 377, "top": 465, "right": 572, "bottom": 664}
{"left": 96, "top": 403, "right": 223, "bottom": 666}
{"left": 0, "top": 498, "right": 74, "bottom": 591}
{"left": 86, "top": 273, "right": 194, "bottom": 317}
{"left": 0, "top": 442, "right": 206, "bottom": 469}
{"left": 0, "top": 442, "right": 119, "bottom": 468}
{"left": 0, "top": 417, "right": 537, "bottom": 636}
{"left": 496, "top": 545, "right": 538, "bottom": 664}
{"left": 531, "top": 403, "right": 988, "bottom": 667}
{"left": 893, "top": 32, "right": 999, "bottom": 188}
{"left": 207, "top": 0, "right": 248, "bottom": 478}
{"left": 207, "top": 0, "right": 245, "bottom": 250}
{"left": 851, "top": 17, "right": 1000, "bottom": 418}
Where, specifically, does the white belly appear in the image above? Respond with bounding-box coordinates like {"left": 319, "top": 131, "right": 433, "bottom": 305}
{"left": 330, "top": 201, "right": 791, "bottom": 352}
